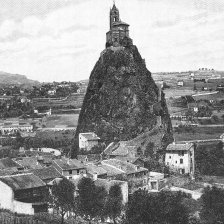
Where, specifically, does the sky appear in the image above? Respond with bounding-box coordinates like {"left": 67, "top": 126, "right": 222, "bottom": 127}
{"left": 0, "top": 0, "right": 224, "bottom": 82}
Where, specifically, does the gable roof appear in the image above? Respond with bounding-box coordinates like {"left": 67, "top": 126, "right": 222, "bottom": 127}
{"left": 13, "top": 157, "right": 43, "bottom": 169}
{"left": 79, "top": 132, "right": 100, "bottom": 141}
{"left": 103, "top": 142, "right": 120, "bottom": 156}
{"left": 101, "top": 159, "right": 148, "bottom": 175}
{"left": 77, "top": 154, "right": 102, "bottom": 163}
{"left": 53, "top": 158, "right": 85, "bottom": 171}
{"left": 0, "top": 173, "right": 46, "bottom": 190}
{"left": 85, "top": 164, "right": 107, "bottom": 176}
{"left": 31, "top": 166, "right": 62, "bottom": 182}
{"left": 113, "top": 21, "right": 129, "bottom": 26}
{"left": 0, "top": 158, "right": 22, "bottom": 169}
{"left": 166, "top": 143, "right": 194, "bottom": 151}
{"left": 110, "top": 142, "right": 137, "bottom": 157}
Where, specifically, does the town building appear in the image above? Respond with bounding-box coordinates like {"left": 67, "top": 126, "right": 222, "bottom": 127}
{"left": 0, "top": 121, "right": 33, "bottom": 135}
{"left": 0, "top": 173, "right": 48, "bottom": 215}
{"left": 79, "top": 132, "right": 100, "bottom": 151}
{"left": 148, "top": 172, "right": 165, "bottom": 192}
{"left": 48, "top": 89, "right": 56, "bottom": 96}
{"left": 31, "top": 166, "right": 62, "bottom": 184}
{"left": 77, "top": 154, "right": 102, "bottom": 163}
{"left": 0, "top": 157, "right": 23, "bottom": 171}
{"left": 177, "top": 80, "right": 184, "bottom": 87}
{"left": 52, "top": 158, "right": 87, "bottom": 180}
{"left": 106, "top": 3, "right": 132, "bottom": 47}
{"left": 101, "top": 159, "right": 149, "bottom": 192}
{"left": 165, "top": 142, "right": 195, "bottom": 176}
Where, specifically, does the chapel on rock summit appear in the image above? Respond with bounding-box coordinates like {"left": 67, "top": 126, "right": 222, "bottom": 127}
{"left": 106, "top": 3, "right": 133, "bottom": 47}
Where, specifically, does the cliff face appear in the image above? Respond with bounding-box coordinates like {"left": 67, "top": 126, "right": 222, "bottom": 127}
{"left": 74, "top": 44, "right": 173, "bottom": 158}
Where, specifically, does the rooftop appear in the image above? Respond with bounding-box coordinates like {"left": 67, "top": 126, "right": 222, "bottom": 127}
{"left": 77, "top": 154, "right": 102, "bottom": 163}
{"left": 166, "top": 143, "right": 194, "bottom": 151}
{"left": 101, "top": 159, "right": 148, "bottom": 175}
{"left": 31, "top": 166, "right": 62, "bottom": 182}
{"left": 110, "top": 142, "right": 137, "bottom": 157}
{"left": 112, "top": 21, "right": 129, "bottom": 26}
{"left": 85, "top": 164, "right": 107, "bottom": 176}
{"left": 53, "top": 158, "right": 85, "bottom": 171}
{"left": 79, "top": 132, "right": 100, "bottom": 141}
{"left": 0, "top": 173, "right": 46, "bottom": 191}
{"left": 14, "top": 157, "right": 43, "bottom": 169}
{"left": 0, "top": 158, "right": 22, "bottom": 169}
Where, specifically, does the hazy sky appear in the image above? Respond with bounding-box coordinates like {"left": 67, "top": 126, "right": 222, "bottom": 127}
{"left": 0, "top": 0, "right": 224, "bottom": 82}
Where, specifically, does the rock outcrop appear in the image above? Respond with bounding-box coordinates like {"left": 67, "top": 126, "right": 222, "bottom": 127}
{"left": 73, "top": 44, "right": 173, "bottom": 159}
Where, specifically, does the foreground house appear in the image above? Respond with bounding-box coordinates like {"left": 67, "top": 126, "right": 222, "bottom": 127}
{"left": 165, "top": 142, "right": 195, "bottom": 176}
{"left": 101, "top": 159, "right": 149, "bottom": 192}
{"left": 0, "top": 173, "right": 48, "bottom": 215}
{"left": 52, "top": 158, "right": 87, "bottom": 180}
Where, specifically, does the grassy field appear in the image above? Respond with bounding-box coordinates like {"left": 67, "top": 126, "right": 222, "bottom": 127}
{"left": 174, "top": 126, "right": 224, "bottom": 141}
{"left": 163, "top": 88, "right": 195, "bottom": 99}
{"left": 45, "top": 114, "right": 79, "bottom": 128}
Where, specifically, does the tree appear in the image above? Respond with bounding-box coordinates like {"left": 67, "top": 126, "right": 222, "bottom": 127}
{"left": 103, "top": 184, "right": 123, "bottom": 224}
{"left": 48, "top": 178, "right": 76, "bottom": 224}
{"left": 201, "top": 186, "right": 224, "bottom": 224}
{"left": 77, "top": 177, "right": 107, "bottom": 222}
{"left": 144, "top": 142, "right": 154, "bottom": 157}
{"left": 125, "top": 190, "right": 190, "bottom": 224}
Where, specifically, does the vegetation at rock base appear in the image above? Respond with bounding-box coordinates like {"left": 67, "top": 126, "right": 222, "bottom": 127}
{"left": 200, "top": 186, "right": 224, "bottom": 224}
{"left": 195, "top": 142, "right": 224, "bottom": 176}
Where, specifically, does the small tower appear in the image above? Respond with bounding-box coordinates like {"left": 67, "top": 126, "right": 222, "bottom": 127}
{"left": 110, "top": 4, "right": 120, "bottom": 29}
{"left": 106, "top": 2, "right": 132, "bottom": 47}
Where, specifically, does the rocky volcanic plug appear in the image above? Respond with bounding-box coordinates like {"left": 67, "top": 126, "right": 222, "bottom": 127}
{"left": 73, "top": 4, "right": 173, "bottom": 158}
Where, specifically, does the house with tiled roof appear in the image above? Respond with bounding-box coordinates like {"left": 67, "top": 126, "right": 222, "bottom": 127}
{"left": 77, "top": 154, "right": 102, "bottom": 163}
{"left": 85, "top": 164, "right": 107, "bottom": 179}
{"left": 103, "top": 141, "right": 139, "bottom": 159}
{"left": 13, "top": 157, "right": 43, "bottom": 170}
{"left": 79, "top": 132, "right": 100, "bottom": 151}
{"left": 52, "top": 158, "right": 87, "bottom": 180}
{"left": 31, "top": 166, "right": 62, "bottom": 183}
{"left": 0, "top": 157, "right": 23, "bottom": 171}
{"left": 101, "top": 159, "right": 149, "bottom": 192}
{"left": 0, "top": 173, "right": 48, "bottom": 215}
{"left": 165, "top": 142, "right": 195, "bottom": 176}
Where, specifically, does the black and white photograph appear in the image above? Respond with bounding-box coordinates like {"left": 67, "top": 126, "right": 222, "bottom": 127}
{"left": 0, "top": 0, "right": 223, "bottom": 223}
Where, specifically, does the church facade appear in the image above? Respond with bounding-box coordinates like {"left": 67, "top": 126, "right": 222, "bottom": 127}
{"left": 106, "top": 3, "right": 132, "bottom": 47}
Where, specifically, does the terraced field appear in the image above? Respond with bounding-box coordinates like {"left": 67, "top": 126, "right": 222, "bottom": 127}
{"left": 33, "top": 93, "right": 85, "bottom": 108}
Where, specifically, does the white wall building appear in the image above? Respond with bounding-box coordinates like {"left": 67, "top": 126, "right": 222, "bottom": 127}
{"left": 165, "top": 142, "right": 195, "bottom": 176}
{"left": 79, "top": 132, "right": 100, "bottom": 151}
{"left": 0, "top": 123, "right": 33, "bottom": 135}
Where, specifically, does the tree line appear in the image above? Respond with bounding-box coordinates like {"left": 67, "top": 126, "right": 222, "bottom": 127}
{"left": 46, "top": 177, "right": 224, "bottom": 224}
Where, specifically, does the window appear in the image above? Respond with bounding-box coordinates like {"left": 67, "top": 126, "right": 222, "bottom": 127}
{"left": 180, "top": 159, "right": 183, "bottom": 164}
{"left": 77, "top": 170, "right": 80, "bottom": 175}
{"left": 169, "top": 156, "right": 171, "bottom": 159}
{"left": 69, "top": 170, "right": 72, "bottom": 175}
{"left": 151, "top": 182, "right": 157, "bottom": 190}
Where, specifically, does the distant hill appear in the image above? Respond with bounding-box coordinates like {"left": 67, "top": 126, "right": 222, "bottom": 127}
{"left": 0, "top": 72, "right": 39, "bottom": 86}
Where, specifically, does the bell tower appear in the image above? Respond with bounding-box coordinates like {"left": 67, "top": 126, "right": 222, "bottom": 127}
{"left": 110, "top": 3, "right": 120, "bottom": 29}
